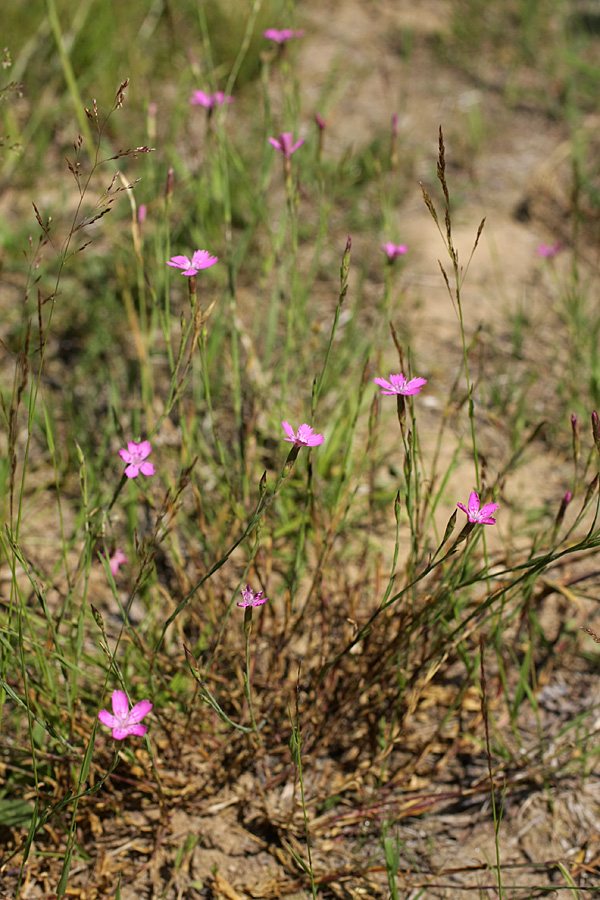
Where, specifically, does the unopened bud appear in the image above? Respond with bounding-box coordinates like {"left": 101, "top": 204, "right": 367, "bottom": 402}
{"left": 394, "top": 491, "right": 402, "bottom": 523}
{"left": 554, "top": 490, "right": 572, "bottom": 532}
{"left": 571, "top": 414, "right": 580, "bottom": 464}
{"left": 442, "top": 510, "right": 457, "bottom": 544}
{"left": 592, "top": 411, "right": 600, "bottom": 454}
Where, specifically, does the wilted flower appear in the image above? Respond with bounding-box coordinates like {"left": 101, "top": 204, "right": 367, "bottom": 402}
{"left": 119, "top": 441, "right": 155, "bottom": 479}
{"left": 537, "top": 242, "right": 562, "bottom": 258}
{"left": 237, "top": 584, "right": 268, "bottom": 608}
{"left": 382, "top": 242, "right": 408, "bottom": 261}
{"left": 98, "top": 690, "right": 152, "bottom": 740}
{"left": 269, "top": 132, "right": 305, "bottom": 159}
{"left": 457, "top": 491, "right": 498, "bottom": 525}
{"left": 190, "top": 90, "right": 233, "bottom": 109}
{"left": 374, "top": 373, "right": 427, "bottom": 396}
{"left": 263, "top": 28, "right": 304, "bottom": 43}
{"left": 167, "top": 250, "right": 218, "bottom": 276}
{"left": 108, "top": 549, "right": 128, "bottom": 576}
{"left": 282, "top": 421, "right": 324, "bottom": 447}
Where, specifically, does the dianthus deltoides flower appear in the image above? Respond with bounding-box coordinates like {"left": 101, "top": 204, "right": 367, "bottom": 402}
{"left": 237, "top": 584, "right": 268, "bottom": 608}
{"left": 98, "top": 690, "right": 152, "bottom": 740}
{"left": 537, "top": 242, "right": 562, "bottom": 258}
{"left": 119, "top": 440, "right": 155, "bottom": 479}
{"left": 457, "top": 491, "right": 498, "bottom": 525}
{"left": 374, "top": 373, "right": 427, "bottom": 396}
{"left": 108, "top": 549, "right": 127, "bottom": 576}
{"left": 190, "top": 90, "right": 233, "bottom": 109}
{"left": 263, "top": 28, "right": 304, "bottom": 43}
{"left": 269, "top": 132, "right": 305, "bottom": 159}
{"left": 167, "top": 250, "right": 218, "bottom": 276}
{"left": 282, "top": 421, "right": 324, "bottom": 447}
{"left": 382, "top": 242, "right": 407, "bottom": 260}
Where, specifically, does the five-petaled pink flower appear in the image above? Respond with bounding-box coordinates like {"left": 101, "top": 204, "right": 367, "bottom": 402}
{"left": 190, "top": 90, "right": 233, "bottom": 109}
{"left": 167, "top": 250, "right": 218, "bottom": 276}
{"left": 374, "top": 373, "right": 427, "bottom": 396}
{"left": 263, "top": 28, "right": 304, "bottom": 43}
{"left": 269, "top": 133, "right": 305, "bottom": 159}
{"left": 108, "top": 549, "right": 128, "bottom": 576}
{"left": 237, "top": 584, "right": 268, "bottom": 608}
{"left": 537, "top": 242, "right": 562, "bottom": 258}
{"left": 98, "top": 690, "right": 152, "bottom": 740}
{"left": 282, "top": 421, "right": 324, "bottom": 447}
{"left": 119, "top": 441, "right": 155, "bottom": 479}
{"left": 382, "top": 242, "right": 408, "bottom": 260}
{"left": 457, "top": 491, "right": 498, "bottom": 525}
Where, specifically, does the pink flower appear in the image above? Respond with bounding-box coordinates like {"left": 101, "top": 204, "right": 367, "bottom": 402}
{"left": 190, "top": 90, "right": 233, "bottom": 109}
{"left": 315, "top": 112, "right": 326, "bottom": 130}
{"left": 263, "top": 28, "right": 304, "bottom": 44}
{"left": 98, "top": 690, "right": 152, "bottom": 740}
{"left": 166, "top": 250, "right": 218, "bottom": 276}
{"left": 382, "top": 242, "right": 408, "bottom": 260}
{"left": 374, "top": 373, "right": 427, "bottom": 396}
{"left": 537, "top": 242, "right": 562, "bottom": 258}
{"left": 269, "top": 132, "right": 305, "bottom": 159}
{"left": 282, "top": 421, "right": 324, "bottom": 447}
{"left": 108, "top": 549, "right": 128, "bottom": 576}
{"left": 457, "top": 491, "right": 498, "bottom": 525}
{"left": 237, "top": 584, "right": 268, "bottom": 608}
{"left": 119, "top": 440, "right": 155, "bottom": 479}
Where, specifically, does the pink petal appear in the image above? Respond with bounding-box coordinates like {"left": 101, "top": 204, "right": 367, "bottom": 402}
{"left": 269, "top": 136, "right": 283, "bottom": 152}
{"left": 278, "top": 133, "right": 293, "bottom": 154}
{"left": 111, "top": 690, "right": 130, "bottom": 717}
{"left": 139, "top": 461, "right": 155, "bottom": 476}
{"left": 282, "top": 420, "right": 296, "bottom": 441}
{"left": 404, "top": 377, "right": 427, "bottom": 394}
{"left": 128, "top": 700, "right": 152, "bottom": 724}
{"left": 373, "top": 377, "right": 394, "bottom": 393}
{"left": 124, "top": 464, "right": 140, "bottom": 478}
{"left": 119, "top": 448, "right": 133, "bottom": 464}
{"left": 124, "top": 723, "right": 149, "bottom": 737}
{"left": 467, "top": 491, "right": 481, "bottom": 515}
{"left": 136, "top": 441, "right": 152, "bottom": 460}
{"left": 190, "top": 250, "right": 218, "bottom": 270}
{"left": 167, "top": 255, "right": 192, "bottom": 269}
{"left": 290, "top": 138, "right": 305, "bottom": 154}
{"left": 98, "top": 710, "right": 118, "bottom": 728}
